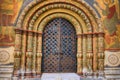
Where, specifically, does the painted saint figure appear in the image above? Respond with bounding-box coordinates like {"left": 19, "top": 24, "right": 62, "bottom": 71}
{"left": 94, "top": 0, "right": 120, "bottom": 48}
{"left": 0, "top": 0, "right": 23, "bottom": 46}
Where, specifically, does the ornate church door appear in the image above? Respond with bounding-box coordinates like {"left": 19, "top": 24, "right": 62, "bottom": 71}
{"left": 42, "top": 18, "right": 77, "bottom": 73}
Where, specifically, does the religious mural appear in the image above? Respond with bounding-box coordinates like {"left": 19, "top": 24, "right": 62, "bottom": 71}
{"left": 0, "top": 0, "right": 23, "bottom": 46}
{"left": 94, "top": 0, "right": 120, "bottom": 49}
{"left": 0, "top": 0, "right": 119, "bottom": 48}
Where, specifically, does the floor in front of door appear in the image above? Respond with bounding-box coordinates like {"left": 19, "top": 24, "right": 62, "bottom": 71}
{"left": 12, "top": 73, "right": 107, "bottom": 80}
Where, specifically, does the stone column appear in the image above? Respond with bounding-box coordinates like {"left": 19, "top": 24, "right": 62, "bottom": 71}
{"left": 32, "top": 33, "right": 37, "bottom": 77}
{"left": 82, "top": 34, "right": 88, "bottom": 75}
{"left": 87, "top": 34, "right": 93, "bottom": 74}
{"left": 93, "top": 34, "right": 98, "bottom": 73}
{"left": 98, "top": 33, "right": 105, "bottom": 77}
{"left": 13, "top": 29, "right": 22, "bottom": 77}
{"left": 26, "top": 32, "right": 33, "bottom": 77}
{"left": 20, "top": 31, "right": 27, "bottom": 77}
{"left": 36, "top": 33, "right": 42, "bottom": 76}
{"left": 77, "top": 35, "right": 83, "bottom": 74}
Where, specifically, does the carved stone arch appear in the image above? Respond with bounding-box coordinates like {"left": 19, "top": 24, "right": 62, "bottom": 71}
{"left": 17, "top": 0, "right": 102, "bottom": 32}
{"left": 27, "top": 4, "right": 91, "bottom": 33}
{"left": 14, "top": 0, "right": 105, "bottom": 78}
{"left": 37, "top": 13, "right": 83, "bottom": 34}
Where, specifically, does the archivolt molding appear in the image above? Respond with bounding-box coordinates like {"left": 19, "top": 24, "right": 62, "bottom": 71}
{"left": 17, "top": 0, "right": 102, "bottom": 32}
{"left": 27, "top": 3, "right": 91, "bottom": 33}
{"left": 37, "top": 13, "right": 82, "bottom": 34}
{"left": 33, "top": 9, "right": 86, "bottom": 34}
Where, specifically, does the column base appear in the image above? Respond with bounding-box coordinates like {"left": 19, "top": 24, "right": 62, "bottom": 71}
{"left": 98, "top": 71, "right": 105, "bottom": 79}
{"left": 36, "top": 72, "right": 41, "bottom": 78}
{"left": 24, "top": 72, "right": 32, "bottom": 78}
{"left": 77, "top": 72, "right": 83, "bottom": 75}
{"left": 13, "top": 70, "right": 20, "bottom": 77}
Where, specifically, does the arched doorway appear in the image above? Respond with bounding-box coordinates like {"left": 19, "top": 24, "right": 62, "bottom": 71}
{"left": 13, "top": 0, "right": 105, "bottom": 78}
{"left": 42, "top": 18, "right": 77, "bottom": 73}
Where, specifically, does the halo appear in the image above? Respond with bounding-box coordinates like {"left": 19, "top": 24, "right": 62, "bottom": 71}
{"left": 103, "top": 0, "right": 110, "bottom": 4}
{"left": 103, "top": 0, "right": 114, "bottom": 5}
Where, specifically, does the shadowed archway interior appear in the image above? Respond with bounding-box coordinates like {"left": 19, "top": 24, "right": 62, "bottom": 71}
{"left": 42, "top": 18, "right": 77, "bottom": 73}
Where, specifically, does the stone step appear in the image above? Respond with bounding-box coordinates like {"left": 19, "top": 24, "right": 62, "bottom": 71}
{"left": 105, "top": 75, "right": 120, "bottom": 79}
{"left": 105, "top": 68, "right": 120, "bottom": 75}
{"left": 24, "top": 78, "right": 41, "bottom": 80}
{"left": 0, "top": 68, "right": 13, "bottom": 70}
{"left": 0, "top": 77, "right": 12, "bottom": 80}
{"left": 12, "top": 77, "right": 41, "bottom": 80}
{"left": 0, "top": 64, "right": 14, "bottom": 67}
{"left": 0, "top": 71, "right": 13, "bottom": 74}
{"left": 105, "top": 68, "right": 120, "bottom": 79}
{"left": 0, "top": 64, "right": 14, "bottom": 79}
{"left": 0, "top": 68, "right": 13, "bottom": 71}
{"left": 0, "top": 64, "right": 13, "bottom": 69}
{"left": 0, "top": 74, "right": 12, "bottom": 78}
{"left": 104, "top": 67, "right": 120, "bottom": 70}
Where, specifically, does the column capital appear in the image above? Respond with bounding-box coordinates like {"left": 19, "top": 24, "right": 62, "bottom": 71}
{"left": 26, "top": 52, "right": 33, "bottom": 58}
{"left": 38, "top": 33, "right": 42, "bottom": 37}
{"left": 98, "top": 53, "right": 105, "bottom": 59}
{"left": 14, "top": 51, "right": 22, "bottom": 58}
{"left": 77, "top": 53, "right": 83, "bottom": 58}
{"left": 36, "top": 52, "right": 42, "bottom": 57}
{"left": 28, "top": 31, "right": 33, "bottom": 36}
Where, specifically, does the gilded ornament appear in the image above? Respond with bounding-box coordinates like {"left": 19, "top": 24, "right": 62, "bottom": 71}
{"left": 87, "top": 53, "right": 93, "bottom": 59}
{"left": 27, "top": 3, "right": 91, "bottom": 32}
{"left": 78, "top": 10, "right": 82, "bottom": 14}
{"left": 37, "top": 53, "right": 42, "bottom": 58}
{"left": 98, "top": 59, "right": 104, "bottom": 70}
{"left": 38, "top": 11, "right": 41, "bottom": 15}
{"left": 14, "top": 51, "right": 21, "bottom": 58}
{"left": 98, "top": 53, "right": 104, "bottom": 59}
{"left": 42, "top": 8, "right": 46, "bottom": 12}
{"left": 26, "top": 52, "right": 32, "bottom": 58}
{"left": 77, "top": 53, "right": 83, "bottom": 58}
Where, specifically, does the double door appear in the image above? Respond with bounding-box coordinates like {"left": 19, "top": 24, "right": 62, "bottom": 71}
{"left": 42, "top": 18, "right": 77, "bottom": 73}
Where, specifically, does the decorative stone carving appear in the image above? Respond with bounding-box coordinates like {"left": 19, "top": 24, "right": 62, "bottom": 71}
{"left": 77, "top": 35, "right": 82, "bottom": 74}
{"left": 93, "top": 34, "right": 98, "bottom": 72}
{"left": 36, "top": 34, "right": 42, "bottom": 75}
{"left": 105, "top": 51, "right": 120, "bottom": 67}
{"left": 82, "top": 35, "right": 88, "bottom": 74}
{"left": 13, "top": 51, "right": 21, "bottom": 76}
{"left": 32, "top": 33, "right": 37, "bottom": 75}
{"left": 26, "top": 32, "right": 33, "bottom": 74}
{"left": 98, "top": 33, "right": 105, "bottom": 76}
{"left": 0, "top": 50, "right": 10, "bottom": 62}
{"left": 18, "top": 0, "right": 99, "bottom": 30}
{"left": 26, "top": 52, "right": 32, "bottom": 72}
{"left": 38, "top": 13, "right": 82, "bottom": 34}
{"left": 108, "top": 54, "right": 119, "bottom": 66}
{"left": 20, "top": 31, "right": 27, "bottom": 76}
{"left": 77, "top": 53, "right": 83, "bottom": 74}
{"left": 36, "top": 52, "right": 42, "bottom": 75}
